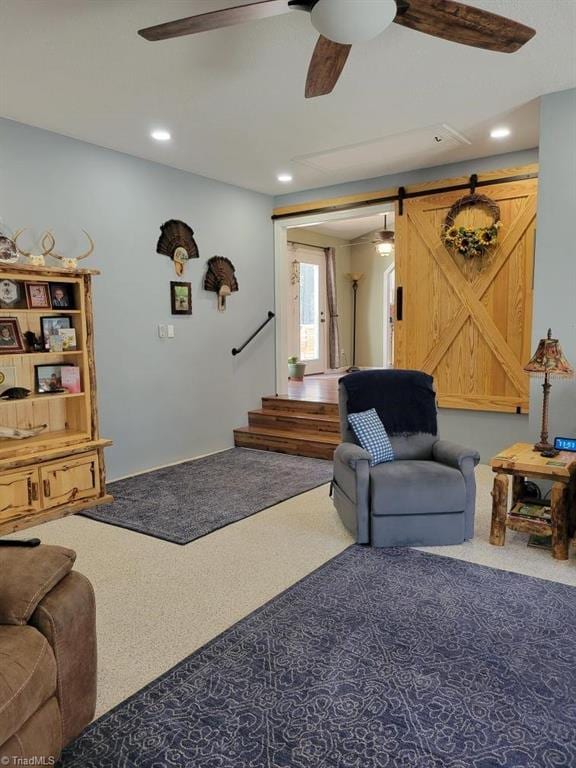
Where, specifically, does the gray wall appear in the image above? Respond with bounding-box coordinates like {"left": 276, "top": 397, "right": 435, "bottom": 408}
{"left": 276, "top": 149, "right": 541, "bottom": 460}
{"left": 0, "top": 118, "right": 274, "bottom": 480}
{"left": 530, "top": 88, "right": 576, "bottom": 443}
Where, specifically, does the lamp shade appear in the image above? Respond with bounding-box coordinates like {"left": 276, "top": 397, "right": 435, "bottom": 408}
{"left": 524, "top": 329, "right": 574, "bottom": 377}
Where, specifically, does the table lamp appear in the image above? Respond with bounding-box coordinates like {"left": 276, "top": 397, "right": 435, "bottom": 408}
{"left": 524, "top": 328, "right": 574, "bottom": 454}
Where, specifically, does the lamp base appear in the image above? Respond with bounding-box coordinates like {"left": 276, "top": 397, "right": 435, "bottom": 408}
{"left": 533, "top": 440, "right": 559, "bottom": 457}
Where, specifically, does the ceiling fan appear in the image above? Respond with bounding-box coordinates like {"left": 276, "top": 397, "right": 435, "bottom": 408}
{"left": 138, "top": 0, "right": 536, "bottom": 99}
{"left": 348, "top": 214, "right": 395, "bottom": 254}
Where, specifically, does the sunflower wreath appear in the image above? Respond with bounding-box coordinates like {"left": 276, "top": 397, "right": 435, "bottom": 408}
{"left": 441, "top": 193, "right": 501, "bottom": 260}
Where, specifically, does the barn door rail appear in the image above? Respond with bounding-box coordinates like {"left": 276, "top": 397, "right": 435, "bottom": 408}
{"left": 232, "top": 311, "right": 275, "bottom": 356}
{"left": 271, "top": 171, "right": 538, "bottom": 220}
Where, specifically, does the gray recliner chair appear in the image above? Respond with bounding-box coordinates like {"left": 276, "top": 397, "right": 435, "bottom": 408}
{"left": 332, "top": 370, "right": 480, "bottom": 547}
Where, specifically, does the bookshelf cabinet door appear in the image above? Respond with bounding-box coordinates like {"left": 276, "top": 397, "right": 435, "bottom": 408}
{"left": 39, "top": 452, "right": 100, "bottom": 509}
{"left": 0, "top": 469, "right": 40, "bottom": 521}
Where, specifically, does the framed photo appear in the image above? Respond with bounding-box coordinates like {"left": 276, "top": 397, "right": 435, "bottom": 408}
{"left": 25, "top": 282, "right": 52, "bottom": 309}
{"left": 170, "top": 281, "right": 192, "bottom": 315}
{"left": 40, "top": 316, "right": 72, "bottom": 351}
{"left": 0, "top": 318, "right": 24, "bottom": 354}
{"left": 0, "top": 365, "right": 16, "bottom": 394}
{"left": 49, "top": 283, "right": 75, "bottom": 309}
{"left": 35, "top": 364, "right": 70, "bottom": 394}
{"left": 0, "top": 279, "right": 27, "bottom": 309}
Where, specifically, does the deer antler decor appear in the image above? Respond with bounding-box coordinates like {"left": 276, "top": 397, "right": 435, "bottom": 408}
{"left": 13, "top": 229, "right": 55, "bottom": 267}
{"left": 203, "top": 256, "right": 238, "bottom": 311}
{"left": 50, "top": 230, "right": 95, "bottom": 269}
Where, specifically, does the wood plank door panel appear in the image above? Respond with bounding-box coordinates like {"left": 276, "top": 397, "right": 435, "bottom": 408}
{"left": 40, "top": 452, "right": 100, "bottom": 509}
{"left": 395, "top": 179, "right": 537, "bottom": 413}
{"left": 0, "top": 468, "right": 40, "bottom": 522}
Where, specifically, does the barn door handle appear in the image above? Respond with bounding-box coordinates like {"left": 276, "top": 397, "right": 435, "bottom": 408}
{"left": 396, "top": 286, "right": 403, "bottom": 321}
{"left": 43, "top": 479, "right": 51, "bottom": 497}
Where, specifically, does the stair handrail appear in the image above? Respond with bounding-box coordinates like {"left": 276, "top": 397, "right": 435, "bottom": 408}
{"left": 232, "top": 311, "right": 275, "bottom": 356}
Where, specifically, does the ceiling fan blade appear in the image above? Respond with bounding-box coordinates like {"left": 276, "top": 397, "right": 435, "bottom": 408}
{"left": 138, "top": 0, "right": 289, "bottom": 41}
{"left": 393, "top": 0, "right": 535, "bottom": 53}
{"left": 305, "top": 36, "right": 351, "bottom": 98}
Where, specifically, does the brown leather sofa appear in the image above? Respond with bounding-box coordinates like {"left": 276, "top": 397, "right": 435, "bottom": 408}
{"left": 0, "top": 544, "right": 96, "bottom": 763}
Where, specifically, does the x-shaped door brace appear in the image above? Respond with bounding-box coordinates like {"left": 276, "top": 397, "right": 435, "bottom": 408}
{"left": 410, "top": 195, "right": 537, "bottom": 397}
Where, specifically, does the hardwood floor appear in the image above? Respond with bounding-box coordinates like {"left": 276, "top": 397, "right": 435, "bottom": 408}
{"left": 285, "top": 373, "right": 341, "bottom": 404}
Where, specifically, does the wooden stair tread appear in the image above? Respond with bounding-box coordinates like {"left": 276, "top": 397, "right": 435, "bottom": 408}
{"left": 250, "top": 408, "right": 339, "bottom": 423}
{"left": 234, "top": 426, "right": 340, "bottom": 445}
{"left": 261, "top": 396, "right": 339, "bottom": 415}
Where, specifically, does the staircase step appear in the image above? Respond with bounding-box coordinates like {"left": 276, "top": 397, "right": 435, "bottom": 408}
{"left": 248, "top": 408, "right": 340, "bottom": 434}
{"left": 234, "top": 426, "right": 339, "bottom": 460}
{"left": 261, "top": 396, "right": 339, "bottom": 416}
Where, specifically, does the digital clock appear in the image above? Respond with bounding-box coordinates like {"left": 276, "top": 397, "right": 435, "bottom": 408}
{"left": 554, "top": 437, "right": 576, "bottom": 452}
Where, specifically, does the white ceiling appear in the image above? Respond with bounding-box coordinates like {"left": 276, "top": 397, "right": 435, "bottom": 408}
{"left": 1, "top": 0, "right": 575, "bottom": 195}
{"left": 300, "top": 212, "right": 395, "bottom": 240}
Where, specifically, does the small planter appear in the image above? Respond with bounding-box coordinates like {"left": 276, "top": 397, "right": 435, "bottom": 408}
{"left": 288, "top": 357, "right": 306, "bottom": 381}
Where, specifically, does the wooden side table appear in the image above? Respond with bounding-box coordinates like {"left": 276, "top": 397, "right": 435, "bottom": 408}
{"left": 490, "top": 442, "right": 576, "bottom": 560}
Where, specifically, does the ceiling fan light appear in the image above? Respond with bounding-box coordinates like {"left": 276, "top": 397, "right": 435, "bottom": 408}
{"left": 376, "top": 241, "right": 394, "bottom": 256}
{"left": 311, "top": 0, "right": 397, "bottom": 45}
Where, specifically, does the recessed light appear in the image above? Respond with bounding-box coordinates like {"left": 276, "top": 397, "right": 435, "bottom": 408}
{"left": 277, "top": 173, "right": 293, "bottom": 183}
{"left": 151, "top": 129, "right": 171, "bottom": 142}
{"left": 490, "top": 127, "right": 511, "bottom": 139}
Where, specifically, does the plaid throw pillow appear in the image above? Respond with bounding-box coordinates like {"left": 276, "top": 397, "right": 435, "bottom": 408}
{"left": 347, "top": 408, "right": 395, "bottom": 467}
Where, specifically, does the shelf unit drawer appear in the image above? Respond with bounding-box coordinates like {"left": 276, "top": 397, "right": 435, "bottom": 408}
{"left": 0, "top": 468, "right": 40, "bottom": 521}
{"left": 39, "top": 452, "right": 100, "bottom": 509}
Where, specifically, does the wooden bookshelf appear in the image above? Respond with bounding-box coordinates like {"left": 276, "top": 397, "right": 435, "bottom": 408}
{"left": 0, "top": 263, "right": 112, "bottom": 534}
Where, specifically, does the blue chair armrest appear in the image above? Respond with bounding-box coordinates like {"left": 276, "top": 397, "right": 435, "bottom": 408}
{"left": 334, "top": 442, "right": 371, "bottom": 469}
{"left": 433, "top": 440, "right": 480, "bottom": 472}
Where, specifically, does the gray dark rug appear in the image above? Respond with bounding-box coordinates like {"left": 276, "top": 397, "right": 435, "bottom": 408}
{"left": 80, "top": 448, "right": 332, "bottom": 544}
{"left": 60, "top": 546, "right": 576, "bottom": 768}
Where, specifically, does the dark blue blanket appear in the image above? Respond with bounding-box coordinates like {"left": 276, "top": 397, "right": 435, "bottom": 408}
{"left": 341, "top": 369, "right": 437, "bottom": 436}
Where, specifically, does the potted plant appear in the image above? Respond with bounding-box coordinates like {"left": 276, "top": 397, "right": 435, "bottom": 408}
{"left": 288, "top": 356, "right": 306, "bottom": 381}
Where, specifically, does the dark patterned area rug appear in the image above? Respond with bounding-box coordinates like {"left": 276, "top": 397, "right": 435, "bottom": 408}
{"left": 80, "top": 448, "right": 332, "bottom": 544}
{"left": 60, "top": 547, "right": 576, "bottom": 768}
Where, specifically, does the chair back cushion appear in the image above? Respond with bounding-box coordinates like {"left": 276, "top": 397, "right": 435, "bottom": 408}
{"left": 389, "top": 433, "right": 438, "bottom": 460}
{"left": 340, "top": 369, "right": 437, "bottom": 437}
{"left": 347, "top": 409, "right": 394, "bottom": 467}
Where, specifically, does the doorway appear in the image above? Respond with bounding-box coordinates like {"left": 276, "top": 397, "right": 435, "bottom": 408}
{"left": 287, "top": 244, "right": 327, "bottom": 375}
{"left": 276, "top": 203, "right": 396, "bottom": 393}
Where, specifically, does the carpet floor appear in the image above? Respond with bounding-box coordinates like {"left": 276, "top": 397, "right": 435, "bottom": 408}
{"left": 80, "top": 448, "right": 333, "bottom": 544}
{"left": 60, "top": 545, "right": 576, "bottom": 768}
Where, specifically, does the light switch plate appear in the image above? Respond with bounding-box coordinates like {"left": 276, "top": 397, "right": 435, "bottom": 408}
{"left": 158, "top": 324, "right": 167, "bottom": 339}
{"left": 167, "top": 325, "right": 175, "bottom": 338}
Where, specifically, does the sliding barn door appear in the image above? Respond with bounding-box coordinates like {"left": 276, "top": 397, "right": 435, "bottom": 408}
{"left": 395, "top": 178, "right": 537, "bottom": 413}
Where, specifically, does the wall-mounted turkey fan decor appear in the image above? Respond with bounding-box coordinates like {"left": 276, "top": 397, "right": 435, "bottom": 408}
{"left": 138, "top": 0, "right": 536, "bottom": 99}
{"left": 204, "top": 256, "right": 238, "bottom": 312}
{"left": 156, "top": 219, "right": 199, "bottom": 276}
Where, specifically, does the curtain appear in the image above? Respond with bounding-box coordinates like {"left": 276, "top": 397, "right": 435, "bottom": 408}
{"left": 324, "top": 247, "right": 341, "bottom": 369}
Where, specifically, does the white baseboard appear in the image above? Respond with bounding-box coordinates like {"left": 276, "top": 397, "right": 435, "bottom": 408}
{"left": 108, "top": 446, "right": 233, "bottom": 484}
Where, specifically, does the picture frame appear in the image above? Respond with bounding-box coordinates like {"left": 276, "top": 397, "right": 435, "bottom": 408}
{"left": 170, "top": 281, "right": 192, "bottom": 315}
{"left": 49, "top": 283, "right": 75, "bottom": 309}
{"left": 25, "top": 282, "right": 52, "bottom": 309}
{"left": 40, "top": 316, "right": 72, "bottom": 351}
{"left": 0, "top": 279, "right": 27, "bottom": 309}
{"left": 0, "top": 365, "right": 16, "bottom": 394}
{"left": 35, "top": 363, "right": 71, "bottom": 394}
{"left": 0, "top": 318, "right": 24, "bottom": 354}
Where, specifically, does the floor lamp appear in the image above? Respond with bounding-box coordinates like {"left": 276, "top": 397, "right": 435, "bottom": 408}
{"left": 346, "top": 272, "right": 363, "bottom": 373}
